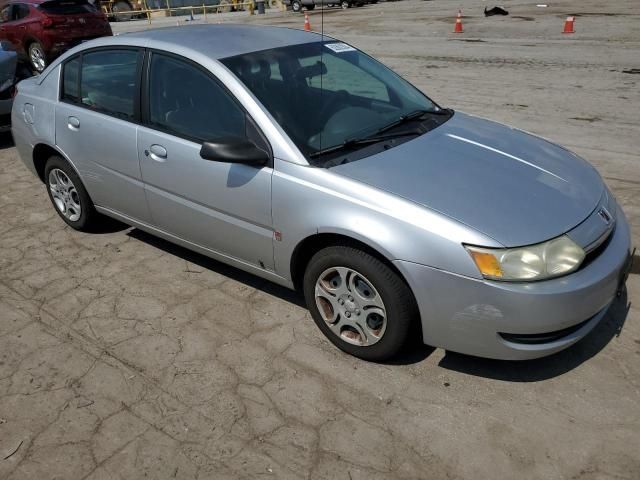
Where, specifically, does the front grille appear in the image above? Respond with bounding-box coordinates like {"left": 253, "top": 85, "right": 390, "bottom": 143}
{"left": 499, "top": 316, "right": 594, "bottom": 345}
{"left": 580, "top": 226, "right": 614, "bottom": 271}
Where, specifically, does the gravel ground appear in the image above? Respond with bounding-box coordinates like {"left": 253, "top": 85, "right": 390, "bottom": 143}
{"left": 1, "top": 0, "right": 639, "bottom": 478}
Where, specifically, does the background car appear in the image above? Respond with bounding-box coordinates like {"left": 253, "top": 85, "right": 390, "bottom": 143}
{"left": 0, "top": 40, "right": 17, "bottom": 131}
{"left": 0, "top": 0, "right": 111, "bottom": 73}
{"left": 288, "top": 0, "right": 369, "bottom": 13}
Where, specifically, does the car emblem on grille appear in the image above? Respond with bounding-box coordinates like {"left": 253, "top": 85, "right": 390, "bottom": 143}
{"left": 598, "top": 207, "right": 612, "bottom": 225}
{"left": 79, "top": 18, "right": 86, "bottom": 24}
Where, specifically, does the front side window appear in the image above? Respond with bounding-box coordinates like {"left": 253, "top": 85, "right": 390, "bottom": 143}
{"left": 148, "top": 53, "right": 246, "bottom": 142}
{"left": 222, "top": 42, "right": 448, "bottom": 164}
{"left": 80, "top": 49, "right": 139, "bottom": 120}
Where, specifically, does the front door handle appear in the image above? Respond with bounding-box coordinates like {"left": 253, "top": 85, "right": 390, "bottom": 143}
{"left": 146, "top": 144, "right": 167, "bottom": 162}
{"left": 68, "top": 116, "right": 80, "bottom": 130}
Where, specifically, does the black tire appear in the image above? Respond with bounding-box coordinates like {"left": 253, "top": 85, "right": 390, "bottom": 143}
{"left": 44, "top": 156, "right": 100, "bottom": 231}
{"left": 291, "top": 0, "right": 302, "bottom": 12}
{"left": 303, "top": 245, "right": 419, "bottom": 362}
{"left": 112, "top": 0, "right": 133, "bottom": 21}
{"left": 340, "top": 0, "right": 350, "bottom": 8}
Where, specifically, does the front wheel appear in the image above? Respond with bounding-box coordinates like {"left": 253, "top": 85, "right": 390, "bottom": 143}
{"left": 28, "top": 41, "right": 47, "bottom": 73}
{"left": 340, "top": 0, "right": 350, "bottom": 8}
{"left": 291, "top": 0, "right": 302, "bottom": 12}
{"left": 303, "top": 245, "right": 419, "bottom": 362}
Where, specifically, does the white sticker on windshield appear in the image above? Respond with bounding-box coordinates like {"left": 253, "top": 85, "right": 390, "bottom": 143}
{"left": 325, "top": 43, "right": 356, "bottom": 53}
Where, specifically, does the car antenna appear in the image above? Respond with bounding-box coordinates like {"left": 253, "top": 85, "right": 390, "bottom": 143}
{"left": 319, "top": 2, "right": 324, "bottom": 154}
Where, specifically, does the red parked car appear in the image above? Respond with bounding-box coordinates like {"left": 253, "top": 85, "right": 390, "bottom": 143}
{"left": 0, "top": 0, "right": 111, "bottom": 73}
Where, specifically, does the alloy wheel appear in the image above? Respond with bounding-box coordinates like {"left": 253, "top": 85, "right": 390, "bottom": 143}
{"left": 48, "top": 168, "right": 82, "bottom": 222}
{"left": 29, "top": 43, "right": 46, "bottom": 72}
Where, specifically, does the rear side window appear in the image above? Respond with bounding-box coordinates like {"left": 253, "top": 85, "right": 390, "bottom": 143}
{"left": 14, "top": 4, "right": 30, "bottom": 20}
{"left": 148, "top": 53, "right": 245, "bottom": 142}
{"left": 80, "top": 49, "right": 139, "bottom": 120}
{"left": 38, "top": 0, "right": 97, "bottom": 14}
{"left": 62, "top": 56, "right": 80, "bottom": 102}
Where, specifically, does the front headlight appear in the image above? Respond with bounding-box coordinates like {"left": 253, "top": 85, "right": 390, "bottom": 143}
{"left": 465, "top": 235, "right": 585, "bottom": 281}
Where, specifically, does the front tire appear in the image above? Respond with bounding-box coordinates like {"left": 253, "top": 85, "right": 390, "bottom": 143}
{"left": 303, "top": 245, "right": 419, "bottom": 362}
{"left": 291, "top": 0, "right": 302, "bottom": 12}
{"left": 44, "top": 156, "right": 99, "bottom": 231}
{"left": 340, "top": 0, "right": 350, "bottom": 8}
{"left": 28, "top": 41, "right": 47, "bottom": 73}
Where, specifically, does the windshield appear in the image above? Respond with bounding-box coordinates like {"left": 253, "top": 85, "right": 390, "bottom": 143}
{"left": 222, "top": 41, "right": 448, "bottom": 165}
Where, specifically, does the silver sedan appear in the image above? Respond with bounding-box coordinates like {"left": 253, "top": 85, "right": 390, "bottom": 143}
{"left": 11, "top": 25, "right": 632, "bottom": 361}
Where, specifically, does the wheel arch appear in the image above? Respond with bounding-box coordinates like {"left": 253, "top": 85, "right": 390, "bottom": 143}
{"left": 290, "top": 231, "right": 405, "bottom": 292}
{"left": 32, "top": 143, "right": 81, "bottom": 183}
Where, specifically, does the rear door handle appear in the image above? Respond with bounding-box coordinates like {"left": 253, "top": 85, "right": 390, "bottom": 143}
{"left": 146, "top": 144, "right": 167, "bottom": 162}
{"left": 68, "top": 116, "right": 80, "bottom": 130}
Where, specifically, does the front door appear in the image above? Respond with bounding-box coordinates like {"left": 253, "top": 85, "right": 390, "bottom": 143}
{"left": 138, "top": 52, "right": 274, "bottom": 270}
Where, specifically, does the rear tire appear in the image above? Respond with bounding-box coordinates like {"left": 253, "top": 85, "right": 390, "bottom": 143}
{"left": 291, "top": 0, "right": 302, "bottom": 12}
{"left": 28, "top": 41, "right": 47, "bottom": 73}
{"left": 340, "top": 0, "right": 350, "bottom": 8}
{"left": 303, "top": 245, "right": 419, "bottom": 362}
{"left": 44, "top": 156, "right": 100, "bottom": 231}
{"left": 112, "top": 0, "right": 133, "bottom": 21}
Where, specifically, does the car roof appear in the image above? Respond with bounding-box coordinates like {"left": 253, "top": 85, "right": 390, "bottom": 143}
{"left": 102, "top": 24, "right": 326, "bottom": 60}
{"left": 0, "top": 0, "right": 47, "bottom": 6}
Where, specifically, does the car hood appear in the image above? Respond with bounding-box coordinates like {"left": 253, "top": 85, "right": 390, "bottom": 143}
{"left": 332, "top": 112, "right": 604, "bottom": 247}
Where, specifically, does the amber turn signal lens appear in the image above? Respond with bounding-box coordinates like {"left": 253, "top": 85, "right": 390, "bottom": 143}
{"left": 468, "top": 250, "right": 503, "bottom": 278}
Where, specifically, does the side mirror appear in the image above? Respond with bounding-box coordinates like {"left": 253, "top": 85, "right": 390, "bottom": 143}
{"left": 199, "top": 137, "right": 270, "bottom": 167}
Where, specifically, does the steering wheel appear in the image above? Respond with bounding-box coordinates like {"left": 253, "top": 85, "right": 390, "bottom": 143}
{"left": 318, "top": 90, "right": 350, "bottom": 123}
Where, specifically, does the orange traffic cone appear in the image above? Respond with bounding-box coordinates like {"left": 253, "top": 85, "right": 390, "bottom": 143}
{"left": 562, "top": 16, "right": 575, "bottom": 33}
{"left": 304, "top": 12, "right": 311, "bottom": 32}
{"left": 453, "top": 10, "right": 464, "bottom": 33}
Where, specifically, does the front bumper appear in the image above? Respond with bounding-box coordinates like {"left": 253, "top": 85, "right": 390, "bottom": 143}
{"left": 395, "top": 205, "right": 632, "bottom": 360}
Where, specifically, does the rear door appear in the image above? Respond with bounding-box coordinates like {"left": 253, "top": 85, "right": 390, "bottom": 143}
{"left": 55, "top": 48, "right": 151, "bottom": 222}
{"left": 137, "top": 51, "right": 274, "bottom": 270}
{"left": 9, "top": 3, "right": 33, "bottom": 53}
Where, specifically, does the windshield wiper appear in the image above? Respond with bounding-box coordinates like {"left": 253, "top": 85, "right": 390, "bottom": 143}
{"left": 309, "top": 128, "right": 422, "bottom": 159}
{"left": 374, "top": 108, "right": 451, "bottom": 136}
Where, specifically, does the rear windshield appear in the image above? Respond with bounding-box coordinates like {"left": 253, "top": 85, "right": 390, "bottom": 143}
{"left": 38, "top": 0, "right": 98, "bottom": 14}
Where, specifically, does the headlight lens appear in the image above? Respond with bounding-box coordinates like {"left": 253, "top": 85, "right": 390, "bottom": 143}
{"left": 465, "top": 235, "right": 585, "bottom": 281}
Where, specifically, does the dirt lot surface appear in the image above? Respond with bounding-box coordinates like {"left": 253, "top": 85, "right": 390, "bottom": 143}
{"left": 2, "top": 0, "right": 639, "bottom": 478}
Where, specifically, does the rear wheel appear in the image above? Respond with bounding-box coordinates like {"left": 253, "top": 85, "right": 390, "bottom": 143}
{"left": 28, "top": 41, "right": 47, "bottom": 73}
{"left": 112, "top": 0, "right": 133, "bottom": 21}
{"left": 218, "top": 0, "right": 232, "bottom": 12}
{"left": 45, "top": 156, "right": 100, "bottom": 231}
{"left": 303, "top": 245, "right": 419, "bottom": 361}
{"left": 291, "top": 0, "right": 302, "bottom": 12}
{"left": 340, "top": 0, "right": 350, "bottom": 8}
